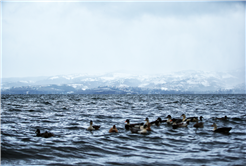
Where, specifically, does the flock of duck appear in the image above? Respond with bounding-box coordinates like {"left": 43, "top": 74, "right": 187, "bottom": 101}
{"left": 35, "top": 114, "right": 232, "bottom": 138}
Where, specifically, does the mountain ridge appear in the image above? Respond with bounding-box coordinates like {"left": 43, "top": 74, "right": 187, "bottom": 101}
{"left": 1, "top": 69, "right": 245, "bottom": 94}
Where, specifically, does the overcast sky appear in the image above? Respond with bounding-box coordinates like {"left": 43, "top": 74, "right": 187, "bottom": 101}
{"left": 1, "top": 1, "right": 245, "bottom": 78}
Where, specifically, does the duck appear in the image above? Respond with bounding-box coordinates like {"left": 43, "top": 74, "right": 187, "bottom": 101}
{"left": 133, "top": 118, "right": 151, "bottom": 131}
{"left": 170, "top": 114, "right": 186, "bottom": 124}
{"left": 35, "top": 129, "right": 44, "bottom": 137}
{"left": 131, "top": 124, "right": 148, "bottom": 134}
{"left": 109, "top": 125, "right": 118, "bottom": 133}
{"left": 144, "top": 117, "right": 150, "bottom": 126}
{"left": 133, "top": 123, "right": 151, "bottom": 131}
{"left": 87, "top": 120, "right": 100, "bottom": 130}
{"left": 43, "top": 131, "right": 55, "bottom": 138}
{"left": 150, "top": 117, "right": 166, "bottom": 126}
{"left": 181, "top": 114, "right": 199, "bottom": 122}
{"left": 138, "top": 124, "right": 148, "bottom": 134}
{"left": 216, "top": 116, "right": 228, "bottom": 120}
{"left": 158, "top": 117, "right": 167, "bottom": 123}
{"left": 186, "top": 115, "right": 199, "bottom": 122}
{"left": 125, "top": 119, "right": 144, "bottom": 130}
{"left": 180, "top": 114, "right": 188, "bottom": 122}
{"left": 35, "top": 129, "right": 54, "bottom": 138}
{"left": 211, "top": 123, "right": 232, "bottom": 133}
{"left": 166, "top": 115, "right": 173, "bottom": 124}
{"left": 172, "top": 121, "right": 190, "bottom": 129}
{"left": 193, "top": 116, "right": 204, "bottom": 128}
{"left": 145, "top": 123, "right": 152, "bottom": 131}
{"left": 139, "top": 118, "right": 151, "bottom": 131}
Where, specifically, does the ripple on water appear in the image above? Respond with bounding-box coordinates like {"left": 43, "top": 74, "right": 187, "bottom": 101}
{"left": 1, "top": 94, "right": 246, "bottom": 165}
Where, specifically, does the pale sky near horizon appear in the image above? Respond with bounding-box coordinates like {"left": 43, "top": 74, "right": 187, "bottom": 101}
{"left": 1, "top": 1, "right": 245, "bottom": 78}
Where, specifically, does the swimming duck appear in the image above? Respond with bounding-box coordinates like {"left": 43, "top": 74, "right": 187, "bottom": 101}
{"left": 150, "top": 117, "right": 166, "bottom": 126}
{"left": 181, "top": 114, "right": 199, "bottom": 122}
{"left": 211, "top": 123, "right": 232, "bottom": 133}
{"left": 180, "top": 114, "right": 188, "bottom": 122}
{"left": 133, "top": 118, "right": 151, "bottom": 131}
{"left": 87, "top": 120, "right": 100, "bottom": 130}
{"left": 138, "top": 124, "right": 148, "bottom": 134}
{"left": 158, "top": 117, "right": 167, "bottom": 123}
{"left": 186, "top": 116, "right": 199, "bottom": 122}
{"left": 216, "top": 116, "right": 228, "bottom": 120}
{"left": 35, "top": 129, "right": 45, "bottom": 137}
{"left": 43, "top": 131, "right": 55, "bottom": 138}
{"left": 166, "top": 115, "right": 173, "bottom": 124}
{"left": 145, "top": 123, "right": 151, "bottom": 131}
{"left": 109, "top": 125, "right": 118, "bottom": 133}
{"left": 167, "top": 114, "right": 185, "bottom": 124}
{"left": 172, "top": 121, "right": 190, "bottom": 129}
{"left": 131, "top": 118, "right": 151, "bottom": 131}
{"left": 144, "top": 117, "right": 150, "bottom": 126}
{"left": 35, "top": 129, "right": 54, "bottom": 138}
{"left": 193, "top": 116, "right": 204, "bottom": 128}
{"left": 139, "top": 118, "right": 151, "bottom": 131}
{"left": 131, "top": 124, "right": 148, "bottom": 134}
{"left": 125, "top": 119, "right": 144, "bottom": 130}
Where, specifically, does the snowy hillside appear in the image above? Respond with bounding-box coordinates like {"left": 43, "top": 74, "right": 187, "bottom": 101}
{"left": 1, "top": 69, "right": 245, "bottom": 94}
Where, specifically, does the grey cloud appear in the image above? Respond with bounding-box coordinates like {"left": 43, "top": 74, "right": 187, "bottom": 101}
{"left": 2, "top": 1, "right": 245, "bottom": 78}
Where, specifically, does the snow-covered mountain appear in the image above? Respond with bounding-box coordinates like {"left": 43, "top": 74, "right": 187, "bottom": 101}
{"left": 1, "top": 69, "right": 245, "bottom": 94}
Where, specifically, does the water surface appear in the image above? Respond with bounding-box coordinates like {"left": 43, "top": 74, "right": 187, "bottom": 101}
{"left": 1, "top": 94, "right": 246, "bottom": 165}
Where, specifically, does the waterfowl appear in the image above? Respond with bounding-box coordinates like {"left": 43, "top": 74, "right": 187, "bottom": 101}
{"left": 158, "top": 117, "right": 167, "bottom": 123}
{"left": 216, "top": 116, "right": 228, "bottom": 120}
{"left": 150, "top": 117, "right": 166, "bottom": 126}
{"left": 138, "top": 124, "right": 148, "bottom": 134}
{"left": 166, "top": 115, "right": 173, "bottom": 124}
{"left": 172, "top": 121, "right": 190, "bottom": 129}
{"left": 181, "top": 114, "right": 198, "bottom": 122}
{"left": 132, "top": 123, "right": 151, "bottom": 131}
{"left": 130, "top": 127, "right": 141, "bottom": 133}
{"left": 145, "top": 123, "right": 151, "bottom": 131}
{"left": 87, "top": 120, "right": 100, "bottom": 130}
{"left": 180, "top": 114, "right": 188, "bottom": 122}
{"left": 211, "top": 123, "right": 232, "bottom": 133}
{"left": 35, "top": 129, "right": 54, "bottom": 138}
{"left": 43, "top": 131, "right": 54, "bottom": 138}
{"left": 133, "top": 118, "right": 151, "bottom": 131}
{"left": 131, "top": 124, "right": 148, "bottom": 134}
{"left": 125, "top": 119, "right": 144, "bottom": 130}
{"left": 144, "top": 117, "right": 150, "bottom": 125}
{"left": 172, "top": 122, "right": 179, "bottom": 129}
{"left": 109, "top": 125, "right": 118, "bottom": 133}
{"left": 35, "top": 129, "right": 45, "bottom": 137}
{"left": 193, "top": 117, "right": 204, "bottom": 128}
{"left": 186, "top": 116, "right": 199, "bottom": 122}
{"left": 170, "top": 114, "right": 186, "bottom": 124}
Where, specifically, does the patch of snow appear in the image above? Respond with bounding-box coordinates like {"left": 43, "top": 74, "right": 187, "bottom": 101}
{"left": 63, "top": 76, "right": 71, "bottom": 80}
{"left": 118, "top": 84, "right": 129, "bottom": 88}
{"left": 138, "top": 83, "right": 149, "bottom": 88}
{"left": 153, "top": 81, "right": 166, "bottom": 84}
{"left": 49, "top": 76, "right": 59, "bottom": 80}
{"left": 68, "top": 84, "right": 83, "bottom": 89}
{"left": 81, "top": 78, "right": 97, "bottom": 82}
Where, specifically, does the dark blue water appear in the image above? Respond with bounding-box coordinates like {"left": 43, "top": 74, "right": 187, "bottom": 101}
{"left": 1, "top": 94, "right": 246, "bottom": 165}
